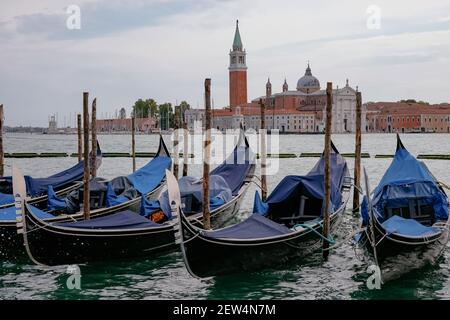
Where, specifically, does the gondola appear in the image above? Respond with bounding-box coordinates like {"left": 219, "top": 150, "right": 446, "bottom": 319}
{"left": 173, "top": 143, "right": 351, "bottom": 278}
{"left": 14, "top": 131, "right": 255, "bottom": 265}
{"left": 142, "top": 129, "right": 255, "bottom": 228}
{"left": 0, "top": 141, "right": 103, "bottom": 209}
{"left": 1, "top": 136, "right": 170, "bottom": 259}
{"left": 357, "top": 134, "right": 450, "bottom": 282}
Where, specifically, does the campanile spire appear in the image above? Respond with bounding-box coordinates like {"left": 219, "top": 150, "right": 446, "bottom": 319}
{"left": 229, "top": 20, "right": 247, "bottom": 107}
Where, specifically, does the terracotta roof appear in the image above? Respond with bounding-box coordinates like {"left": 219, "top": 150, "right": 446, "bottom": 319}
{"left": 365, "top": 102, "right": 450, "bottom": 115}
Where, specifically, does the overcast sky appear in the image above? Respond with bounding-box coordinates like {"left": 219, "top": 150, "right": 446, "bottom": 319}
{"left": 1, "top": 0, "right": 450, "bottom": 126}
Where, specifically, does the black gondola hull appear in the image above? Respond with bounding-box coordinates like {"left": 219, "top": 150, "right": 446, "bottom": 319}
{"left": 0, "top": 183, "right": 164, "bottom": 260}
{"left": 25, "top": 212, "right": 177, "bottom": 265}
{"left": 360, "top": 218, "right": 449, "bottom": 281}
{"left": 19, "top": 179, "right": 251, "bottom": 265}
{"left": 179, "top": 197, "right": 347, "bottom": 278}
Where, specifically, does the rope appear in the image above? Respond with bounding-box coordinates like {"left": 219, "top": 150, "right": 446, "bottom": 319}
{"left": 438, "top": 181, "right": 450, "bottom": 191}
{"left": 250, "top": 178, "right": 268, "bottom": 195}
{"left": 293, "top": 222, "right": 335, "bottom": 245}
{"left": 323, "top": 227, "right": 367, "bottom": 251}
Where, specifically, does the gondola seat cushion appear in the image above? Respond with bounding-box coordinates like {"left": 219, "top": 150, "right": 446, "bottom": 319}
{"left": 205, "top": 214, "right": 292, "bottom": 239}
{"left": 55, "top": 210, "right": 162, "bottom": 230}
{"left": 381, "top": 215, "right": 441, "bottom": 238}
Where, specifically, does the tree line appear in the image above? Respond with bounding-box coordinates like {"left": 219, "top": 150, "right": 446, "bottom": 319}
{"left": 118, "top": 99, "right": 191, "bottom": 129}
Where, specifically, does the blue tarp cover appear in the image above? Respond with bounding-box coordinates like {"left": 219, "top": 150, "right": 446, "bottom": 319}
{"left": 360, "top": 196, "right": 369, "bottom": 226}
{"left": 105, "top": 182, "right": 131, "bottom": 207}
{"left": 127, "top": 156, "right": 172, "bottom": 195}
{"left": 381, "top": 215, "right": 441, "bottom": 237}
{"left": 47, "top": 185, "right": 67, "bottom": 211}
{"left": 19, "top": 204, "right": 55, "bottom": 220}
{"left": 372, "top": 147, "right": 449, "bottom": 222}
{"left": 205, "top": 214, "right": 292, "bottom": 239}
{"left": 141, "top": 175, "right": 232, "bottom": 219}
{"left": 140, "top": 141, "right": 253, "bottom": 219}
{"left": 211, "top": 145, "right": 254, "bottom": 195}
{"left": 0, "top": 143, "right": 100, "bottom": 200}
{"left": 24, "top": 161, "right": 86, "bottom": 197}
{"left": 55, "top": 210, "right": 161, "bottom": 230}
{"left": 253, "top": 151, "right": 349, "bottom": 217}
{"left": 1, "top": 204, "right": 55, "bottom": 221}
{"left": 253, "top": 190, "right": 268, "bottom": 215}
{"left": 0, "top": 192, "right": 14, "bottom": 206}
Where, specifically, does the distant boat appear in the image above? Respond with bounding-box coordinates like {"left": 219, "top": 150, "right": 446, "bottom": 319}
{"left": 356, "top": 134, "right": 450, "bottom": 282}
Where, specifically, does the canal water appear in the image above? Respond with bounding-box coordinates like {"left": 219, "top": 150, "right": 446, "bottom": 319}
{"left": 1, "top": 133, "right": 449, "bottom": 299}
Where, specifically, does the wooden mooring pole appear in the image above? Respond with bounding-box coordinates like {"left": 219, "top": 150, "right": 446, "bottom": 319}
{"left": 77, "top": 114, "right": 82, "bottom": 162}
{"left": 83, "top": 92, "right": 90, "bottom": 220}
{"left": 0, "top": 104, "right": 4, "bottom": 177}
{"left": 203, "top": 79, "right": 212, "bottom": 230}
{"left": 91, "top": 98, "right": 97, "bottom": 178}
{"left": 323, "top": 82, "right": 333, "bottom": 259}
{"left": 132, "top": 116, "right": 136, "bottom": 172}
{"left": 353, "top": 91, "right": 362, "bottom": 212}
{"left": 173, "top": 107, "right": 180, "bottom": 178}
{"left": 259, "top": 99, "right": 267, "bottom": 201}
{"left": 182, "top": 110, "right": 189, "bottom": 177}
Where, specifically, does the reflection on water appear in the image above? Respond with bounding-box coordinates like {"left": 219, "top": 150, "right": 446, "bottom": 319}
{"left": 1, "top": 133, "right": 450, "bottom": 299}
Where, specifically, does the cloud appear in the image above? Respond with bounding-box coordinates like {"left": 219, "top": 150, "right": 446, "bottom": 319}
{"left": 257, "top": 16, "right": 450, "bottom": 55}
{"left": 5, "top": 0, "right": 218, "bottom": 40}
{"left": 434, "top": 15, "right": 450, "bottom": 23}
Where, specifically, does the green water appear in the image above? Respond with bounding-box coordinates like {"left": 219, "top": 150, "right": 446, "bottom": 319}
{"left": 1, "top": 133, "right": 449, "bottom": 299}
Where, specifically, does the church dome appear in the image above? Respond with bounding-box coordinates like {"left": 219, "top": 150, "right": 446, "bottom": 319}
{"left": 297, "top": 63, "right": 320, "bottom": 93}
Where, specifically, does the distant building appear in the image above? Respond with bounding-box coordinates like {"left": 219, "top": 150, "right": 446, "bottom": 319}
{"left": 366, "top": 102, "right": 450, "bottom": 133}
{"left": 96, "top": 117, "right": 157, "bottom": 133}
{"left": 185, "top": 21, "right": 365, "bottom": 133}
{"left": 48, "top": 115, "right": 58, "bottom": 134}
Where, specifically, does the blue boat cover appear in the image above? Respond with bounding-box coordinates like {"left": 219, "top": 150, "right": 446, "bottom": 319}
{"left": 1, "top": 203, "right": 55, "bottom": 221}
{"left": 105, "top": 182, "right": 131, "bottom": 207}
{"left": 127, "top": 156, "right": 172, "bottom": 195}
{"left": 140, "top": 138, "right": 253, "bottom": 219}
{"left": 55, "top": 210, "right": 161, "bottom": 230}
{"left": 47, "top": 185, "right": 67, "bottom": 211}
{"left": 360, "top": 195, "right": 370, "bottom": 226}
{"left": 22, "top": 204, "right": 56, "bottom": 220}
{"left": 141, "top": 175, "right": 232, "bottom": 219}
{"left": 0, "top": 192, "right": 14, "bottom": 206}
{"left": 253, "top": 190, "right": 268, "bottom": 215}
{"left": 211, "top": 145, "right": 254, "bottom": 195}
{"left": 205, "top": 214, "right": 292, "bottom": 239}
{"left": 372, "top": 143, "right": 449, "bottom": 222}
{"left": 381, "top": 215, "right": 441, "bottom": 237}
{"left": 253, "top": 150, "right": 349, "bottom": 217}
{"left": 23, "top": 143, "right": 102, "bottom": 197}
{"left": 24, "top": 161, "right": 85, "bottom": 197}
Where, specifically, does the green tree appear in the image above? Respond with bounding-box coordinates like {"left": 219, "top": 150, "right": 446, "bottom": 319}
{"left": 148, "top": 99, "right": 158, "bottom": 118}
{"left": 132, "top": 99, "right": 159, "bottom": 118}
{"left": 158, "top": 103, "right": 173, "bottom": 130}
{"left": 179, "top": 101, "right": 191, "bottom": 123}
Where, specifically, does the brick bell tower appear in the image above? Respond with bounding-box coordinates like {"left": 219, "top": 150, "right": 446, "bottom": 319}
{"left": 229, "top": 20, "right": 247, "bottom": 107}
